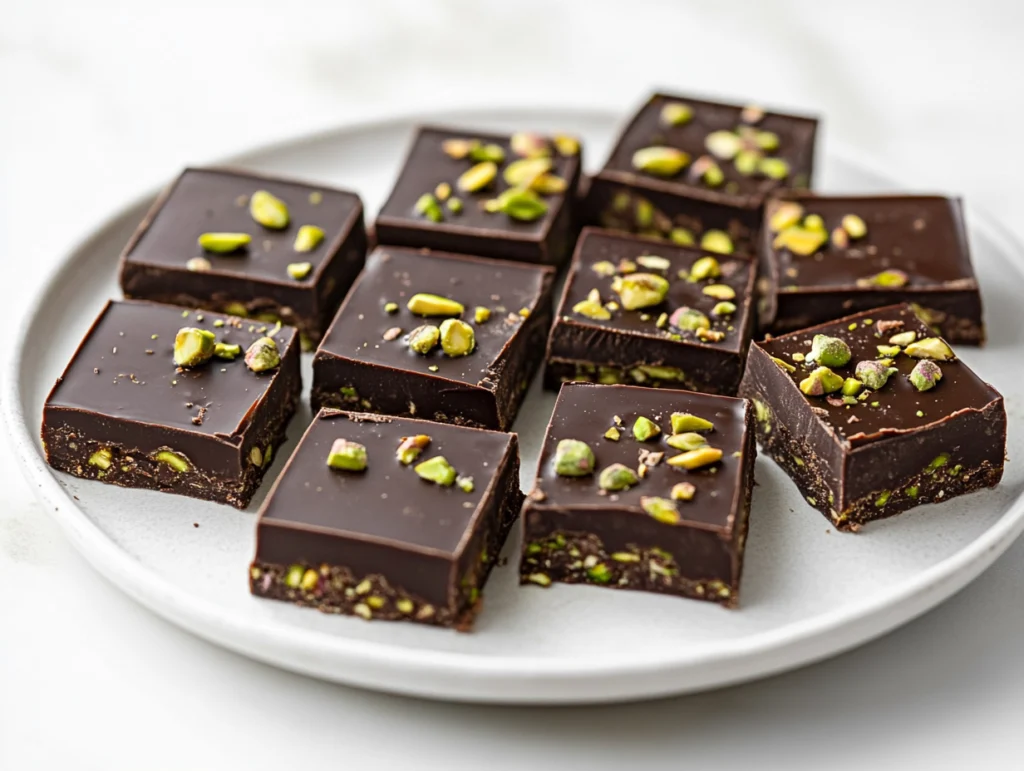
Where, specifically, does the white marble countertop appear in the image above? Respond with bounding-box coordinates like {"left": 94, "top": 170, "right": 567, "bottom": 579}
{"left": 3, "top": 1, "right": 1024, "bottom": 768}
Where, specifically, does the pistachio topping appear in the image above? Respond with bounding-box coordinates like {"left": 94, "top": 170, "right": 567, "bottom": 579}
{"left": 287, "top": 261, "right": 313, "bottom": 280}
{"left": 510, "top": 132, "right": 550, "bottom": 158}
{"left": 186, "top": 256, "right": 212, "bottom": 272}
{"left": 487, "top": 187, "right": 548, "bottom": 221}
{"left": 611, "top": 273, "right": 669, "bottom": 310}
{"left": 671, "top": 482, "right": 696, "bottom": 501}
{"left": 670, "top": 412, "right": 713, "bottom": 433}
{"left": 503, "top": 157, "right": 553, "bottom": 187}
{"left": 414, "top": 456, "right": 457, "bottom": 486}
{"left": 632, "top": 416, "right": 661, "bottom": 442}
{"left": 293, "top": 225, "right": 325, "bottom": 253}
{"left": 667, "top": 446, "right": 723, "bottom": 470}
{"left": 446, "top": 197, "right": 463, "bottom": 213}
{"left": 591, "top": 260, "right": 617, "bottom": 277}
{"left": 598, "top": 463, "right": 639, "bottom": 492}
{"left": 457, "top": 161, "right": 498, "bottom": 193}
{"left": 841, "top": 214, "right": 868, "bottom": 239}
{"left": 768, "top": 201, "right": 804, "bottom": 232}
{"left": 669, "top": 307, "right": 710, "bottom": 332}
{"left": 702, "top": 284, "right": 735, "bottom": 301}
{"left": 670, "top": 227, "right": 695, "bottom": 246}
{"left": 666, "top": 432, "right": 707, "bottom": 452}
{"left": 660, "top": 101, "right": 693, "bottom": 126}
{"left": 439, "top": 318, "right": 475, "bottom": 357}
{"left": 572, "top": 290, "right": 612, "bottom": 321}
{"left": 308, "top": 191, "right": 323, "bottom": 205}
{"left": 384, "top": 302, "right": 399, "bottom": 314}
{"left": 904, "top": 337, "right": 955, "bottom": 361}
{"left": 407, "top": 325, "right": 440, "bottom": 355}
{"left": 855, "top": 359, "right": 899, "bottom": 390}
{"left": 173, "top": 327, "right": 216, "bottom": 368}
{"left": 688, "top": 256, "right": 721, "bottom": 281}
{"left": 799, "top": 366, "right": 844, "bottom": 396}
{"left": 456, "top": 475, "right": 475, "bottom": 493}
{"left": 327, "top": 438, "right": 367, "bottom": 472}
{"left": 468, "top": 143, "right": 506, "bottom": 164}
{"left": 856, "top": 269, "right": 909, "bottom": 289}
{"left": 831, "top": 227, "right": 849, "bottom": 249}
{"left": 198, "top": 232, "right": 251, "bottom": 253}
{"left": 244, "top": 337, "right": 280, "bottom": 373}
{"left": 889, "top": 330, "right": 917, "bottom": 347}
{"left": 88, "top": 448, "right": 113, "bottom": 470}
{"left": 414, "top": 192, "right": 443, "bottom": 222}
{"left": 641, "top": 496, "right": 681, "bottom": 524}
{"left": 249, "top": 190, "right": 290, "bottom": 229}
{"left": 441, "top": 138, "right": 477, "bottom": 159}
{"left": 877, "top": 344, "right": 901, "bottom": 358}
{"left": 631, "top": 146, "right": 690, "bottom": 177}
{"left": 155, "top": 450, "right": 191, "bottom": 473}
{"left": 758, "top": 157, "right": 790, "bottom": 180}
{"left": 771, "top": 356, "right": 796, "bottom": 373}
{"left": 472, "top": 306, "right": 491, "bottom": 324}
{"left": 910, "top": 359, "right": 943, "bottom": 392}
{"left": 705, "top": 130, "right": 743, "bottom": 160}
{"left": 808, "top": 334, "right": 852, "bottom": 367}
{"left": 804, "top": 214, "right": 826, "bottom": 232}
{"left": 396, "top": 434, "right": 431, "bottom": 465}
{"left": 734, "top": 149, "right": 759, "bottom": 176}
{"left": 553, "top": 133, "right": 580, "bottom": 156}
{"left": 636, "top": 254, "right": 671, "bottom": 272}
{"left": 700, "top": 231, "right": 733, "bottom": 255}
{"left": 774, "top": 226, "right": 827, "bottom": 256}
{"left": 553, "top": 438, "right": 596, "bottom": 477}
{"left": 841, "top": 377, "right": 863, "bottom": 396}
{"left": 214, "top": 342, "right": 242, "bottom": 360}
{"left": 712, "top": 301, "right": 737, "bottom": 317}
{"left": 407, "top": 293, "right": 464, "bottom": 317}
{"left": 434, "top": 182, "right": 452, "bottom": 201}
{"left": 531, "top": 174, "right": 568, "bottom": 195}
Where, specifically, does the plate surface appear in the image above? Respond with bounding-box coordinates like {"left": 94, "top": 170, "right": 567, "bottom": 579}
{"left": 6, "top": 108, "right": 1023, "bottom": 704}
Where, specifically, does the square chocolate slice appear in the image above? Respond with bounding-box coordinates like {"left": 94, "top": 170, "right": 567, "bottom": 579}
{"left": 311, "top": 246, "right": 555, "bottom": 430}
{"left": 42, "top": 300, "right": 302, "bottom": 508}
{"left": 119, "top": 167, "right": 367, "bottom": 346}
{"left": 585, "top": 92, "right": 819, "bottom": 254}
{"left": 374, "top": 126, "right": 582, "bottom": 266}
{"left": 521, "top": 383, "right": 756, "bottom": 607}
{"left": 739, "top": 304, "right": 1004, "bottom": 531}
{"left": 760, "top": 194, "right": 984, "bottom": 343}
{"left": 544, "top": 228, "right": 757, "bottom": 395}
{"left": 250, "top": 409, "right": 523, "bottom": 629}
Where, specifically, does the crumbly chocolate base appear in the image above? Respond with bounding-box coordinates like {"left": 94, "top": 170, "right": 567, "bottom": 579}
{"left": 250, "top": 476, "right": 524, "bottom": 630}
{"left": 543, "top": 358, "right": 735, "bottom": 396}
{"left": 750, "top": 395, "right": 1003, "bottom": 531}
{"left": 42, "top": 391, "right": 296, "bottom": 509}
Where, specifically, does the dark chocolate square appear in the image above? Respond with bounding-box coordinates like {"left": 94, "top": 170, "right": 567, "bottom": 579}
{"left": 585, "top": 92, "right": 819, "bottom": 251}
{"left": 521, "top": 383, "right": 756, "bottom": 607}
{"left": 760, "top": 194, "right": 984, "bottom": 343}
{"left": 41, "top": 300, "right": 302, "bottom": 508}
{"left": 119, "top": 167, "right": 367, "bottom": 346}
{"left": 311, "top": 246, "right": 555, "bottom": 430}
{"left": 739, "top": 304, "right": 1005, "bottom": 531}
{"left": 544, "top": 228, "right": 757, "bottom": 395}
{"left": 250, "top": 409, "right": 523, "bottom": 629}
{"left": 374, "top": 126, "right": 582, "bottom": 266}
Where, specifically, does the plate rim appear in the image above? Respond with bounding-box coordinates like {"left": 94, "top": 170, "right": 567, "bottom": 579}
{"left": 6, "top": 104, "right": 1024, "bottom": 703}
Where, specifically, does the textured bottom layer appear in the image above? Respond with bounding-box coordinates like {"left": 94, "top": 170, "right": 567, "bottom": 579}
{"left": 310, "top": 384, "right": 499, "bottom": 430}
{"left": 544, "top": 358, "right": 734, "bottom": 396}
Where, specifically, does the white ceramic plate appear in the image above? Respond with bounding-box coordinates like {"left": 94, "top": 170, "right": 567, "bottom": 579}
{"left": 6, "top": 108, "right": 1023, "bottom": 705}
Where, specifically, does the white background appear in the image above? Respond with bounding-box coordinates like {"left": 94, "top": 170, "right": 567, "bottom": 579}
{"left": 3, "top": 1, "right": 1024, "bottom": 768}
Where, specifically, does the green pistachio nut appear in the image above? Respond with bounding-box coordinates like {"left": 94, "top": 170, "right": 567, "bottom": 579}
{"left": 249, "top": 190, "right": 290, "bottom": 229}
{"left": 909, "top": 359, "right": 943, "bottom": 392}
{"left": 904, "top": 337, "right": 955, "bottom": 361}
{"left": 856, "top": 269, "right": 909, "bottom": 289}
{"left": 666, "top": 432, "right": 707, "bottom": 452}
{"left": 670, "top": 227, "right": 695, "bottom": 246}
{"left": 660, "top": 101, "right": 693, "bottom": 126}
{"left": 327, "top": 438, "right": 368, "bottom": 471}
{"left": 287, "top": 261, "right": 313, "bottom": 280}
{"left": 670, "top": 412, "right": 714, "bottom": 433}
{"left": 712, "top": 301, "right": 737, "bottom": 317}
{"left": 488, "top": 187, "right": 549, "bottom": 221}
{"left": 414, "top": 192, "right": 443, "bottom": 222}
{"left": 700, "top": 230, "right": 734, "bottom": 255}
{"left": 456, "top": 475, "right": 474, "bottom": 493}
{"left": 473, "top": 306, "right": 491, "bottom": 324}
{"left": 666, "top": 446, "right": 723, "bottom": 470}
{"left": 446, "top": 196, "right": 463, "bottom": 213}
{"left": 468, "top": 143, "right": 506, "bottom": 164}
{"left": 889, "top": 330, "right": 917, "bottom": 346}
{"left": 641, "top": 496, "right": 681, "bottom": 525}
{"left": 671, "top": 482, "right": 696, "bottom": 501}
{"left": 841, "top": 377, "right": 863, "bottom": 397}
{"left": 88, "top": 448, "right": 113, "bottom": 470}
{"left": 855, "top": 359, "right": 899, "bottom": 390}
{"left": 553, "top": 133, "right": 580, "bottom": 156}
{"left": 803, "top": 214, "right": 826, "bottom": 233}
{"left": 572, "top": 297, "right": 611, "bottom": 321}
{"left": 809, "top": 334, "right": 852, "bottom": 367}
{"left": 553, "top": 439, "right": 596, "bottom": 477}
{"left": 877, "top": 344, "right": 902, "bottom": 357}
{"left": 396, "top": 434, "right": 431, "bottom": 465}
{"left": 503, "top": 157, "right": 553, "bottom": 187}
{"left": 636, "top": 254, "right": 671, "bottom": 271}
{"left": 531, "top": 174, "right": 567, "bottom": 195}
{"left": 198, "top": 232, "right": 251, "bottom": 253}
{"left": 407, "top": 325, "right": 440, "bottom": 355}
{"left": 407, "top": 293, "right": 465, "bottom": 317}
{"left": 224, "top": 302, "right": 249, "bottom": 318}
{"left": 704, "top": 130, "right": 742, "bottom": 160}
{"left": 604, "top": 427, "right": 621, "bottom": 441}
{"left": 439, "top": 318, "right": 475, "bottom": 357}
{"left": 842, "top": 214, "right": 868, "bottom": 239}
{"left": 173, "top": 327, "right": 216, "bottom": 368}
{"left": 758, "top": 157, "right": 790, "bottom": 180}
{"left": 414, "top": 455, "right": 457, "bottom": 486}
{"left": 243, "top": 337, "right": 280, "bottom": 373}
{"left": 186, "top": 256, "right": 212, "bottom": 272}
{"left": 598, "top": 463, "right": 639, "bottom": 492}
{"left": 702, "top": 283, "right": 736, "bottom": 301}
{"left": 214, "top": 342, "right": 242, "bottom": 360}
{"left": 768, "top": 201, "right": 804, "bottom": 232}
{"left": 689, "top": 256, "right": 721, "bottom": 280}
{"left": 457, "top": 161, "right": 498, "bottom": 193}
{"left": 756, "top": 130, "right": 780, "bottom": 151}
{"left": 774, "top": 226, "right": 827, "bottom": 256}
{"left": 441, "top": 138, "right": 477, "bottom": 159}
{"left": 771, "top": 356, "right": 796, "bottom": 373}
{"left": 734, "top": 149, "right": 761, "bottom": 176}
{"left": 669, "top": 307, "right": 710, "bottom": 332}
{"left": 293, "top": 225, "right": 325, "bottom": 253}
{"left": 155, "top": 450, "right": 191, "bottom": 473}
{"left": 799, "top": 366, "right": 844, "bottom": 396}
{"left": 434, "top": 182, "right": 452, "bottom": 201}
{"left": 631, "top": 146, "right": 690, "bottom": 177}
{"left": 632, "top": 416, "right": 661, "bottom": 442}
{"left": 611, "top": 272, "right": 669, "bottom": 310}
{"left": 510, "top": 132, "right": 550, "bottom": 158}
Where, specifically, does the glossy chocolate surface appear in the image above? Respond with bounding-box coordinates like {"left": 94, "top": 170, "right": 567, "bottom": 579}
{"left": 599, "top": 92, "right": 819, "bottom": 209}
{"left": 755, "top": 304, "right": 1000, "bottom": 448}
{"left": 531, "top": 383, "right": 750, "bottom": 533}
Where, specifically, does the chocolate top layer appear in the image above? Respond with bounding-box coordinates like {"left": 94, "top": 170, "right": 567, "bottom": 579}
{"left": 376, "top": 126, "right": 580, "bottom": 240}
{"left": 756, "top": 304, "right": 1000, "bottom": 447}
{"left": 122, "top": 167, "right": 363, "bottom": 285}
{"left": 317, "top": 246, "right": 553, "bottom": 387}
{"left": 531, "top": 383, "right": 749, "bottom": 533}
{"left": 765, "top": 195, "right": 975, "bottom": 291}
{"left": 259, "top": 410, "right": 514, "bottom": 555}
{"left": 46, "top": 299, "right": 298, "bottom": 438}
{"left": 558, "top": 228, "right": 756, "bottom": 354}
{"left": 600, "top": 92, "right": 818, "bottom": 208}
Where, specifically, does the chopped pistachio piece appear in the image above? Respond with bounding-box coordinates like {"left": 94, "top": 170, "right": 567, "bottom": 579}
{"left": 768, "top": 202, "right": 804, "bottom": 232}
{"left": 603, "top": 427, "right": 621, "bottom": 442}
{"left": 671, "top": 413, "right": 713, "bottom": 433}
{"left": 553, "top": 439, "right": 595, "bottom": 477}
{"left": 598, "top": 463, "right": 639, "bottom": 492}
{"left": 327, "top": 438, "right": 367, "bottom": 471}
{"left": 468, "top": 143, "right": 506, "bottom": 164}
{"left": 771, "top": 356, "right": 796, "bottom": 373}
{"left": 446, "top": 197, "right": 463, "bottom": 213}
{"left": 242, "top": 337, "right": 279, "bottom": 373}
{"left": 877, "top": 344, "right": 902, "bottom": 357}
{"left": 904, "top": 337, "right": 955, "bottom": 361}
{"left": 249, "top": 190, "right": 290, "bottom": 229}
{"left": 660, "top": 101, "right": 693, "bottom": 126}
{"left": 841, "top": 377, "right": 863, "bottom": 396}
{"left": 712, "top": 301, "right": 736, "bottom": 317}
{"left": 457, "top": 161, "right": 498, "bottom": 193}
{"left": 856, "top": 269, "right": 909, "bottom": 289}
{"left": 407, "top": 325, "right": 440, "bottom": 355}
{"left": 670, "top": 227, "right": 695, "bottom": 246}
{"left": 439, "top": 318, "right": 475, "bottom": 357}
{"left": 636, "top": 254, "right": 671, "bottom": 272}
{"left": 756, "top": 130, "right": 780, "bottom": 150}
{"left": 214, "top": 342, "right": 241, "bottom": 360}
{"left": 572, "top": 296, "right": 612, "bottom": 321}
{"left": 173, "top": 327, "right": 216, "bottom": 368}
{"left": 774, "top": 226, "right": 827, "bottom": 256}
{"left": 705, "top": 130, "right": 742, "bottom": 160}
{"left": 699, "top": 231, "right": 733, "bottom": 255}
{"left": 531, "top": 174, "right": 567, "bottom": 195}
{"left": 667, "top": 446, "right": 723, "bottom": 470}
{"left": 669, "top": 307, "right": 710, "bottom": 332}
{"left": 414, "top": 192, "right": 443, "bottom": 222}
{"left": 666, "top": 432, "right": 707, "bottom": 452}
{"left": 510, "top": 132, "right": 549, "bottom": 158}
{"left": 456, "top": 475, "right": 475, "bottom": 493}
{"left": 702, "top": 284, "right": 735, "bottom": 301}
{"left": 671, "top": 482, "right": 696, "bottom": 501}
{"left": 734, "top": 149, "right": 761, "bottom": 176}
{"left": 472, "top": 306, "right": 491, "bottom": 324}
{"left": 799, "top": 366, "right": 844, "bottom": 396}
{"left": 287, "top": 261, "right": 313, "bottom": 280}
{"left": 842, "top": 214, "right": 868, "bottom": 239}
{"left": 155, "top": 450, "right": 190, "bottom": 473}
{"left": 407, "top": 293, "right": 464, "bottom": 317}
{"left": 433, "top": 182, "right": 452, "bottom": 201}
{"left": 503, "top": 157, "right": 553, "bottom": 187}
{"left": 414, "top": 455, "right": 457, "bottom": 486}
{"left": 831, "top": 226, "right": 849, "bottom": 249}
{"left": 689, "top": 256, "right": 721, "bottom": 281}
{"left": 611, "top": 272, "right": 669, "bottom": 310}
{"left": 186, "top": 256, "right": 212, "bottom": 272}
{"left": 889, "top": 330, "right": 917, "bottom": 347}
{"left": 855, "top": 359, "right": 899, "bottom": 390}
{"left": 88, "top": 448, "right": 113, "bottom": 470}
{"left": 641, "top": 496, "right": 681, "bottom": 524}
{"left": 396, "top": 434, "right": 431, "bottom": 465}
{"left": 198, "top": 232, "right": 251, "bottom": 253}
{"left": 758, "top": 157, "right": 789, "bottom": 179}
{"left": 441, "top": 138, "right": 477, "bottom": 159}
{"left": 293, "top": 225, "right": 325, "bottom": 253}
{"left": 488, "top": 187, "right": 549, "bottom": 221}
{"left": 591, "top": 260, "right": 616, "bottom": 277}
{"left": 809, "top": 334, "right": 852, "bottom": 367}
{"left": 632, "top": 416, "right": 661, "bottom": 442}
{"left": 909, "top": 359, "right": 943, "bottom": 392}
{"left": 553, "top": 133, "right": 580, "bottom": 156}
{"left": 631, "top": 146, "right": 690, "bottom": 177}
{"left": 383, "top": 302, "right": 399, "bottom": 314}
